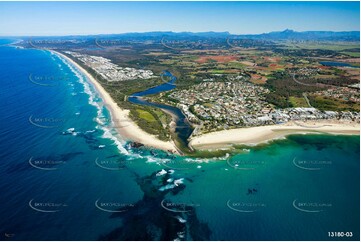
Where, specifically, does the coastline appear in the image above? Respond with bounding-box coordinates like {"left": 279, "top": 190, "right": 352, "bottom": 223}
{"left": 189, "top": 120, "right": 360, "bottom": 150}
{"left": 50, "top": 50, "right": 360, "bottom": 154}
{"left": 52, "top": 50, "right": 179, "bottom": 153}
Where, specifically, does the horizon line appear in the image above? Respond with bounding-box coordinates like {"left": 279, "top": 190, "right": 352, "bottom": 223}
{"left": 1, "top": 29, "right": 360, "bottom": 38}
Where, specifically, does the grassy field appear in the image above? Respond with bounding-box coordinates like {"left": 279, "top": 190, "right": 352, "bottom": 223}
{"left": 136, "top": 109, "right": 157, "bottom": 122}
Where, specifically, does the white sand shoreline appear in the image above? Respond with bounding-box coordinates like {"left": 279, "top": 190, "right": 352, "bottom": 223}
{"left": 52, "top": 50, "right": 179, "bottom": 153}
{"left": 189, "top": 121, "right": 360, "bottom": 150}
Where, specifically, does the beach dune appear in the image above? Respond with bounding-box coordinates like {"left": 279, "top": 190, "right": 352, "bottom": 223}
{"left": 189, "top": 121, "right": 360, "bottom": 150}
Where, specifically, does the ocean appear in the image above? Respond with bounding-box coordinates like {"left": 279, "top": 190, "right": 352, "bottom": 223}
{"left": 0, "top": 39, "right": 359, "bottom": 241}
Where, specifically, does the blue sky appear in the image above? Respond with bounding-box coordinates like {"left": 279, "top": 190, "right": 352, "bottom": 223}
{"left": 0, "top": 1, "right": 359, "bottom": 36}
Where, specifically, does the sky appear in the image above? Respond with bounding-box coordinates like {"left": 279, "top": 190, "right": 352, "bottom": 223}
{"left": 0, "top": 1, "right": 359, "bottom": 36}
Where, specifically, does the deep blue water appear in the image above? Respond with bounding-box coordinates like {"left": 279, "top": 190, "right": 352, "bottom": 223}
{"left": 0, "top": 39, "right": 359, "bottom": 241}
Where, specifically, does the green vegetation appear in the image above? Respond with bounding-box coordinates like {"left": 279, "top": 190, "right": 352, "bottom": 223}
{"left": 289, "top": 96, "right": 309, "bottom": 107}
{"left": 136, "top": 109, "right": 156, "bottom": 122}
{"left": 309, "top": 95, "right": 360, "bottom": 112}
{"left": 129, "top": 106, "right": 171, "bottom": 141}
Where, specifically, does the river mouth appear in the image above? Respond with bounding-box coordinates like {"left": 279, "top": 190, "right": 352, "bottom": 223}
{"left": 128, "top": 71, "right": 194, "bottom": 150}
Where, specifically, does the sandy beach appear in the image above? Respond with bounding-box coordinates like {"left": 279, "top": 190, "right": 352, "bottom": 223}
{"left": 52, "top": 51, "right": 178, "bottom": 153}
{"left": 189, "top": 120, "right": 360, "bottom": 150}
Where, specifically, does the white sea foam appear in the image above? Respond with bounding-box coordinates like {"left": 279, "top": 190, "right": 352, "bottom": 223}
{"left": 156, "top": 169, "right": 167, "bottom": 176}
{"left": 173, "top": 178, "right": 184, "bottom": 186}
{"left": 57, "top": 53, "right": 130, "bottom": 155}
{"left": 175, "top": 216, "right": 187, "bottom": 223}
{"left": 159, "top": 184, "right": 175, "bottom": 191}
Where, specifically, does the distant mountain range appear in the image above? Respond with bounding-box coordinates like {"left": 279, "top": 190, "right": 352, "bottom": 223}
{"left": 21, "top": 29, "right": 360, "bottom": 41}
{"left": 95, "top": 29, "right": 360, "bottom": 41}
{"left": 242, "top": 29, "right": 360, "bottom": 41}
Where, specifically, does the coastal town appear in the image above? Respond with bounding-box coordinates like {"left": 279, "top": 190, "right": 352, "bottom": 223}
{"left": 154, "top": 76, "right": 360, "bottom": 135}
{"left": 64, "top": 51, "right": 155, "bottom": 81}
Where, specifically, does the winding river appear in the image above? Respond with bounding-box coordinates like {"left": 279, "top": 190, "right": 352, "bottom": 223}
{"left": 128, "top": 71, "right": 194, "bottom": 148}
